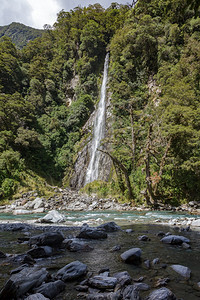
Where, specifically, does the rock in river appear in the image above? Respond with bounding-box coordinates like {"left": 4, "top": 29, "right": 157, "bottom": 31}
{"left": 161, "top": 235, "right": 190, "bottom": 245}
{"left": 170, "top": 264, "right": 191, "bottom": 279}
{"left": 120, "top": 248, "right": 142, "bottom": 264}
{"left": 39, "top": 210, "right": 66, "bottom": 223}
{"left": 56, "top": 260, "right": 87, "bottom": 281}
{"left": 146, "top": 287, "right": 176, "bottom": 300}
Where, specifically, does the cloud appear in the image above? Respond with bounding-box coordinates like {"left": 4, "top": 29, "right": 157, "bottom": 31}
{"left": 0, "top": 0, "right": 33, "bottom": 27}
{"left": 56, "top": 0, "right": 130, "bottom": 11}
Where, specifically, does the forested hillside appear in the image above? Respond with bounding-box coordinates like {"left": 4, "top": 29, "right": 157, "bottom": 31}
{"left": 0, "top": 22, "right": 43, "bottom": 49}
{"left": 0, "top": 0, "right": 200, "bottom": 206}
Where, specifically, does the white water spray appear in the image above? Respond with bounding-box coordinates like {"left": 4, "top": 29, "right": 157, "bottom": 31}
{"left": 85, "top": 53, "right": 109, "bottom": 184}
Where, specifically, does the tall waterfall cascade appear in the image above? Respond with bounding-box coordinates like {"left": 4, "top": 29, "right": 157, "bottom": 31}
{"left": 85, "top": 53, "right": 109, "bottom": 185}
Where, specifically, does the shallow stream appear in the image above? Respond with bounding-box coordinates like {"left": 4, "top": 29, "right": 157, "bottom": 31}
{"left": 0, "top": 211, "right": 200, "bottom": 299}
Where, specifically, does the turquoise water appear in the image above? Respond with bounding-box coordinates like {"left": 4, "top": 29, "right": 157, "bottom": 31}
{"left": 0, "top": 210, "right": 199, "bottom": 226}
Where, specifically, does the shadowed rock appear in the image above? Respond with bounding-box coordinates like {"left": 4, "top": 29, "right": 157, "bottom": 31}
{"left": 161, "top": 235, "right": 190, "bottom": 245}
{"left": 120, "top": 248, "right": 142, "bottom": 264}
{"left": 77, "top": 227, "right": 107, "bottom": 239}
{"left": 25, "top": 293, "right": 50, "bottom": 300}
{"left": 56, "top": 260, "right": 87, "bottom": 281}
{"left": 97, "top": 222, "right": 121, "bottom": 232}
{"left": 146, "top": 287, "right": 176, "bottom": 300}
{"left": 34, "top": 280, "right": 65, "bottom": 299}
{"left": 88, "top": 275, "right": 117, "bottom": 289}
{"left": 29, "top": 232, "right": 64, "bottom": 247}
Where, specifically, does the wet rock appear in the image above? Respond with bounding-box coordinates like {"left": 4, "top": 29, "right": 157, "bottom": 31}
{"left": 77, "top": 227, "right": 107, "bottom": 239}
{"left": 120, "top": 248, "right": 142, "bottom": 264}
{"left": 88, "top": 276, "right": 117, "bottom": 289}
{"left": 170, "top": 264, "right": 191, "bottom": 279}
{"left": 34, "top": 280, "right": 65, "bottom": 299}
{"left": 97, "top": 222, "right": 121, "bottom": 232}
{"left": 133, "top": 282, "right": 150, "bottom": 291}
{"left": 39, "top": 210, "right": 66, "bottom": 223}
{"left": 111, "top": 245, "right": 121, "bottom": 252}
{"left": 86, "top": 291, "right": 121, "bottom": 300}
{"left": 29, "top": 232, "right": 64, "bottom": 247}
{"left": 161, "top": 235, "right": 190, "bottom": 245}
{"left": 112, "top": 271, "right": 132, "bottom": 288}
{"left": 0, "top": 250, "right": 6, "bottom": 258}
{"left": 24, "top": 293, "right": 50, "bottom": 300}
{"left": 56, "top": 260, "right": 87, "bottom": 281}
{"left": 0, "top": 266, "right": 49, "bottom": 300}
{"left": 122, "top": 285, "right": 141, "bottom": 300}
{"left": 27, "top": 246, "right": 53, "bottom": 258}
{"left": 63, "top": 239, "right": 94, "bottom": 252}
{"left": 146, "top": 287, "right": 176, "bottom": 300}
{"left": 138, "top": 235, "right": 149, "bottom": 241}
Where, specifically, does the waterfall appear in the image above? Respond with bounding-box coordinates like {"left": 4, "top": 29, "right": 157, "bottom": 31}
{"left": 85, "top": 53, "right": 109, "bottom": 185}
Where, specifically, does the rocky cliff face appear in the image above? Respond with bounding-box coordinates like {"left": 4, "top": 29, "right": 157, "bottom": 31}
{"left": 70, "top": 90, "right": 113, "bottom": 189}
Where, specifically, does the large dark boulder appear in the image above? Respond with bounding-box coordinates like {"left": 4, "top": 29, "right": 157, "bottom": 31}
{"left": 0, "top": 267, "right": 49, "bottom": 300}
{"left": 77, "top": 227, "right": 107, "bottom": 239}
{"left": 146, "top": 287, "right": 176, "bottom": 300}
{"left": 29, "top": 232, "right": 64, "bottom": 247}
{"left": 34, "top": 280, "right": 65, "bottom": 299}
{"left": 88, "top": 275, "right": 117, "bottom": 289}
{"left": 27, "top": 246, "right": 53, "bottom": 258}
{"left": 161, "top": 235, "right": 190, "bottom": 245}
{"left": 56, "top": 260, "right": 87, "bottom": 281}
{"left": 97, "top": 222, "right": 121, "bottom": 232}
{"left": 120, "top": 248, "right": 142, "bottom": 264}
{"left": 113, "top": 271, "right": 132, "bottom": 287}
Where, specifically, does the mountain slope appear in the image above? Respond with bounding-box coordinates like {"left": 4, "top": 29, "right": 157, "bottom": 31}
{"left": 0, "top": 22, "right": 43, "bottom": 49}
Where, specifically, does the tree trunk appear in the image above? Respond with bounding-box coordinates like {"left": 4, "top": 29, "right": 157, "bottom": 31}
{"left": 129, "top": 104, "right": 136, "bottom": 171}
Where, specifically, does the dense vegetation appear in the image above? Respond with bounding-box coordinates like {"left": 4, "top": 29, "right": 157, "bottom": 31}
{"left": 0, "top": 1, "right": 200, "bottom": 206}
{"left": 0, "top": 22, "right": 43, "bottom": 49}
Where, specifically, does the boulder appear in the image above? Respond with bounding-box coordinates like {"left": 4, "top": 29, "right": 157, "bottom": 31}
{"left": 170, "top": 264, "right": 191, "bottom": 279}
{"left": 63, "top": 239, "right": 94, "bottom": 252}
{"left": 77, "top": 227, "right": 107, "bottom": 239}
{"left": 56, "top": 261, "right": 87, "bottom": 281}
{"left": 122, "top": 285, "right": 141, "bottom": 300}
{"left": 25, "top": 293, "right": 50, "bottom": 300}
{"left": 39, "top": 210, "right": 66, "bottom": 223}
{"left": 27, "top": 246, "right": 53, "bottom": 258}
{"left": 86, "top": 291, "right": 121, "bottom": 300}
{"left": 120, "top": 248, "right": 142, "bottom": 264}
{"left": 88, "top": 276, "right": 117, "bottom": 289}
{"left": 13, "top": 209, "right": 32, "bottom": 215}
{"left": 97, "top": 222, "right": 121, "bottom": 232}
{"left": 29, "top": 232, "right": 64, "bottom": 247}
{"left": 146, "top": 287, "right": 176, "bottom": 300}
{"left": 113, "top": 271, "right": 132, "bottom": 287}
{"left": 138, "top": 235, "right": 149, "bottom": 241}
{"left": 133, "top": 282, "right": 150, "bottom": 291}
{"left": 161, "top": 235, "right": 190, "bottom": 245}
{"left": 0, "top": 267, "right": 48, "bottom": 300}
{"left": 34, "top": 280, "right": 65, "bottom": 299}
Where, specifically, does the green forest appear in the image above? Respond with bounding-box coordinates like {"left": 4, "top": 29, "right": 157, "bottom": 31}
{"left": 0, "top": 0, "right": 200, "bottom": 207}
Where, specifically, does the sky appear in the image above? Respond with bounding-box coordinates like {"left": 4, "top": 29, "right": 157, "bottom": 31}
{"left": 0, "top": 0, "right": 131, "bottom": 29}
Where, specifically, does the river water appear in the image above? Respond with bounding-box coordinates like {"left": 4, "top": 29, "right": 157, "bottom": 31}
{"left": 0, "top": 210, "right": 200, "bottom": 299}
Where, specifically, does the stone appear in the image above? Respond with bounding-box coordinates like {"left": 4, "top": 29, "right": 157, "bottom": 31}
{"left": 63, "top": 239, "right": 94, "bottom": 252}
{"left": 77, "top": 227, "right": 107, "bottom": 239}
{"left": 152, "top": 258, "right": 160, "bottom": 266}
{"left": 86, "top": 291, "right": 121, "bottom": 300}
{"left": 13, "top": 209, "right": 32, "bottom": 215}
{"left": 34, "top": 280, "right": 65, "bottom": 299}
{"left": 133, "top": 282, "right": 150, "bottom": 291}
{"left": 88, "top": 276, "right": 117, "bottom": 289}
{"left": 144, "top": 260, "right": 150, "bottom": 269}
{"left": 97, "top": 222, "right": 121, "bottom": 232}
{"left": 111, "top": 245, "right": 121, "bottom": 252}
{"left": 29, "top": 232, "right": 64, "bottom": 247}
{"left": 56, "top": 260, "right": 87, "bottom": 281}
{"left": 157, "top": 231, "right": 166, "bottom": 237}
{"left": 146, "top": 287, "right": 176, "bottom": 300}
{"left": 138, "top": 235, "right": 149, "bottom": 241}
{"left": 155, "top": 278, "right": 170, "bottom": 288}
{"left": 113, "top": 271, "right": 132, "bottom": 287}
{"left": 182, "top": 242, "right": 191, "bottom": 249}
{"left": 170, "top": 264, "right": 191, "bottom": 279}
{"left": 120, "top": 248, "right": 142, "bottom": 264}
{"left": 190, "top": 219, "right": 200, "bottom": 227}
{"left": 126, "top": 229, "right": 133, "bottom": 233}
{"left": 39, "top": 210, "right": 66, "bottom": 223}
{"left": 0, "top": 250, "right": 6, "bottom": 258}
{"left": 122, "top": 285, "right": 141, "bottom": 300}
{"left": 27, "top": 246, "right": 53, "bottom": 258}
{"left": 0, "top": 267, "right": 48, "bottom": 299}
{"left": 161, "top": 235, "right": 190, "bottom": 245}
{"left": 25, "top": 293, "right": 50, "bottom": 300}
